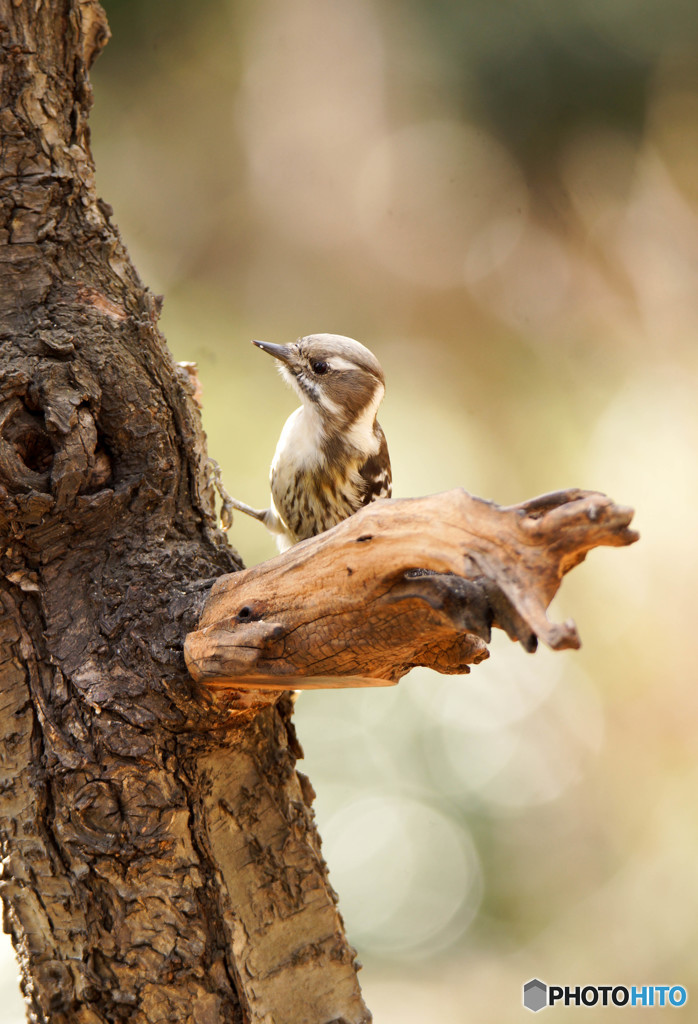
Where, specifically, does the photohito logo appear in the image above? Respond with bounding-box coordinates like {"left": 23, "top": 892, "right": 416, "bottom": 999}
{"left": 523, "top": 979, "right": 688, "bottom": 1012}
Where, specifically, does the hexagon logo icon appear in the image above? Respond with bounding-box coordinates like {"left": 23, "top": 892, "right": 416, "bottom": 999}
{"left": 523, "top": 978, "right": 547, "bottom": 1012}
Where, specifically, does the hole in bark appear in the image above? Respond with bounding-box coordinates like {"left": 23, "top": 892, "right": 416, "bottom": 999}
{"left": 17, "top": 428, "right": 53, "bottom": 472}
{"left": 6, "top": 405, "right": 54, "bottom": 472}
{"left": 235, "top": 605, "right": 263, "bottom": 623}
{"left": 84, "top": 437, "right": 113, "bottom": 491}
{"left": 356, "top": 534, "right": 373, "bottom": 543}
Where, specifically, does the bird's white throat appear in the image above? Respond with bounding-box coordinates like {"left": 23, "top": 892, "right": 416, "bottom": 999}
{"left": 271, "top": 382, "right": 384, "bottom": 478}
{"left": 271, "top": 405, "right": 324, "bottom": 475}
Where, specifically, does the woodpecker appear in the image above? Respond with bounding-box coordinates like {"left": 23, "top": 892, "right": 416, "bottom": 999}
{"left": 227, "top": 333, "right": 391, "bottom": 551}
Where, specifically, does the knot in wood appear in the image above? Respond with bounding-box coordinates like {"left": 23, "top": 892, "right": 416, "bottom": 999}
{"left": 71, "top": 780, "right": 125, "bottom": 852}
{"left": 0, "top": 364, "right": 114, "bottom": 530}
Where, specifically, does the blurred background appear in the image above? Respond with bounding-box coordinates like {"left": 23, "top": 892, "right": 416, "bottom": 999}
{"left": 4, "top": 0, "right": 698, "bottom": 1019}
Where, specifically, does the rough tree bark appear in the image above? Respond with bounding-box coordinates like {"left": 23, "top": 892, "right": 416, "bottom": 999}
{"left": 0, "top": 4, "right": 371, "bottom": 1023}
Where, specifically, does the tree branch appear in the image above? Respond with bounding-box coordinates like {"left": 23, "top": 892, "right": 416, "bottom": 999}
{"left": 184, "top": 488, "right": 638, "bottom": 691}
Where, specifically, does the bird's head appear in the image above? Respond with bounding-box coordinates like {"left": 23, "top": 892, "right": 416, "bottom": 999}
{"left": 252, "top": 334, "right": 385, "bottom": 430}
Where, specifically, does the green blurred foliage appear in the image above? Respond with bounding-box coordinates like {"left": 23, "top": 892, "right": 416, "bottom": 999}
{"left": 408, "top": 0, "right": 656, "bottom": 162}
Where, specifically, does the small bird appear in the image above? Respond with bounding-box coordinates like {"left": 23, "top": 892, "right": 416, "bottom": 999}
{"left": 227, "top": 333, "right": 391, "bottom": 551}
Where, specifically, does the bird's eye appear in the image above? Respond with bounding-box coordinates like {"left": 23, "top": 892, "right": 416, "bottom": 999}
{"left": 311, "top": 360, "right": 329, "bottom": 375}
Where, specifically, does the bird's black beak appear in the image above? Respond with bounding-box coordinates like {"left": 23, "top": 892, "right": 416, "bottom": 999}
{"left": 252, "top": 340, "right": 295, "bottom": 365}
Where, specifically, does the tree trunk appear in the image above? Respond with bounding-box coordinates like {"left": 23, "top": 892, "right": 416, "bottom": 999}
{"left": 0, "top": 3, "right": 370, "bottom": 1022}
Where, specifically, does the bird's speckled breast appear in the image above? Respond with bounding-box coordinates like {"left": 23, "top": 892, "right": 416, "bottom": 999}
{"left": 269, "top": 402, "right": 391, "bottom": 545}
{"left": 271, "top": 459, "right": 366, "bottom": 542}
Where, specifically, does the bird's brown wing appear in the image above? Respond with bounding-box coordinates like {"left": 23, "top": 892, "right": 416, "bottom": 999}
{"left": 358, "top": 423, "right": 391, "bottom": 504}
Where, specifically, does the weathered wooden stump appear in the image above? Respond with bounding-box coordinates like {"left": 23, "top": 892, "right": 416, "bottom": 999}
{"left": 185, "top": 487, "right": 638, "bottom": 693}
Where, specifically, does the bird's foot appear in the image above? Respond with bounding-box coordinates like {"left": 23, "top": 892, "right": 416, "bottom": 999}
{"left": 208, "top": 458, "right": 268, "bottom": 530}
